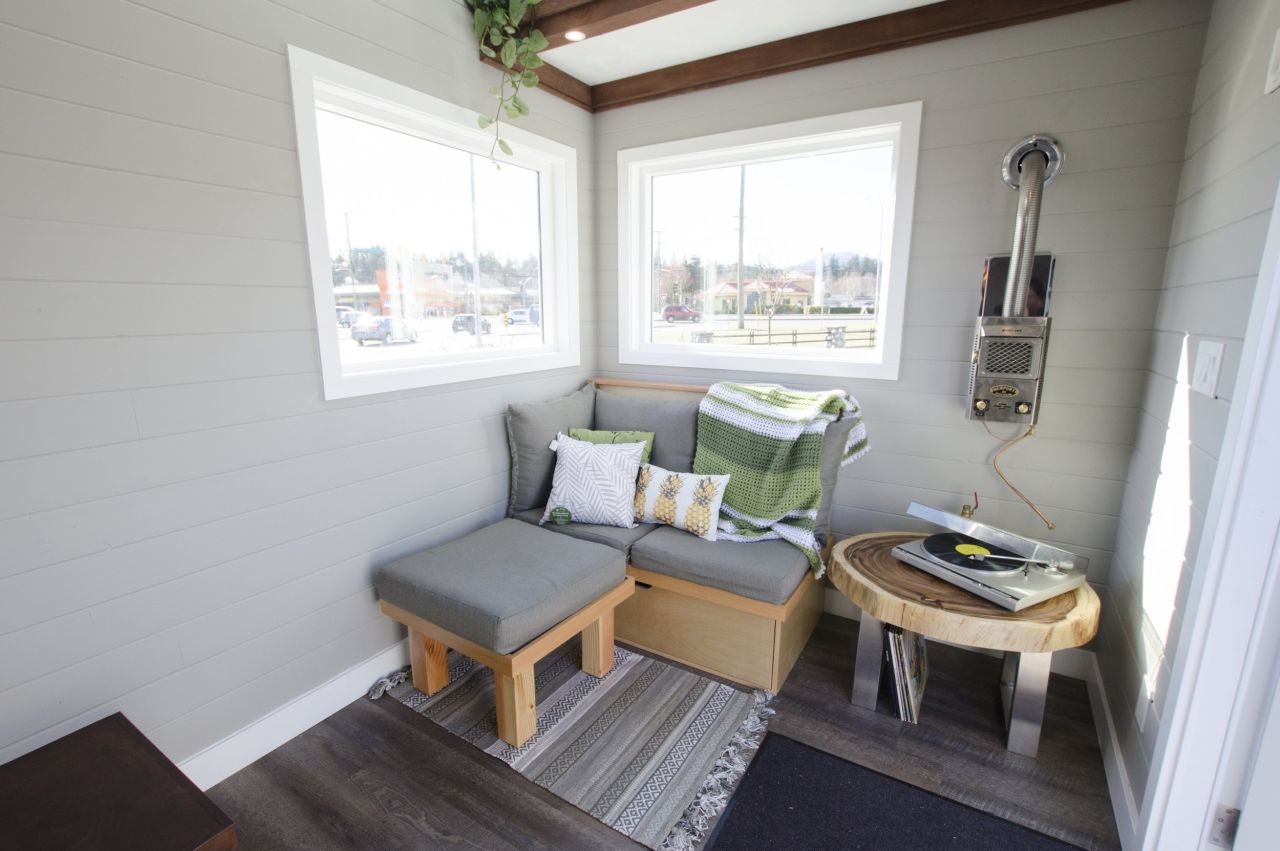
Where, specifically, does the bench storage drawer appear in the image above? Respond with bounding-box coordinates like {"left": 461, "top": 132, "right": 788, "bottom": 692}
{"left": 616, "top": 566, "right": 824, "bottom": 693}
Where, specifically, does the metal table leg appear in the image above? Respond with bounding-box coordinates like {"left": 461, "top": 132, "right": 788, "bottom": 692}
{"left": 851, "top": 613, "right": 884, "bottom": 710}
{"left": 1001, "top": 650, "right": 1052, "bottom": 757}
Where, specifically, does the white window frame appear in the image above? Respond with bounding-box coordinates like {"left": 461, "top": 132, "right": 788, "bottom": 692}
{"left": 288, "top": 46, "right": 580, "bottom": 400}
{"left": 616, "top": 102, "right": 920, "bottom": 381}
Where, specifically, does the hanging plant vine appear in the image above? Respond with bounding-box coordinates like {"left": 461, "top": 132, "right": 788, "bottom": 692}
{"left": 465, "top": 0, "right": 548, "bottom": 159}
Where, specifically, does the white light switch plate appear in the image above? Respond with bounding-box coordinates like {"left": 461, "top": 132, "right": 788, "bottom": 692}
{"left": 1193, "top": 340, "right": 1225, "bottom": 398}
{"left": 1268, "top": 27, "right": 1280, "bottom": 94}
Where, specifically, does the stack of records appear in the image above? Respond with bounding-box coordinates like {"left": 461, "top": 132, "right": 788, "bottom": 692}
{"left": 884, "top": 625, "right": 929, "bottom": 723}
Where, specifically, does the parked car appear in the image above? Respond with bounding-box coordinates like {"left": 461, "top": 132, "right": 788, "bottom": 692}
{"left": 507, "top": 308, "right": 531, "bottom": 325}
{"left": 335, "top": 306, "right": 359, "bottom": 327}
{"left": 351, "top": 315, "right": 418, "bottom": 346}
{"left": 662, "top": 304, "right": 702, "bottom": 323}
{"left": 452, "top": 313, "right": 492, "bottom": 334}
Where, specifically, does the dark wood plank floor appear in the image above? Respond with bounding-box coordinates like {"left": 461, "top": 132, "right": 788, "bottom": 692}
{"left": 209, "top": 613, "right": 1119, "bottom": 850}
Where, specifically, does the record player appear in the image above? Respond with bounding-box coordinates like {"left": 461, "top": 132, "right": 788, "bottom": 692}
{"left": 892, "top": 502, "right": 1088, "bottom": 611}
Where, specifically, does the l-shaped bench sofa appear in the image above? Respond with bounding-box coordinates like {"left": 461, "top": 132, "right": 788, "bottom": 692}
{"left": 377, "top": 377, "right": 853, "bottom": 744}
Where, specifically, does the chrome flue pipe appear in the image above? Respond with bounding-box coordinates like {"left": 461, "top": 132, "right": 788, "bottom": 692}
{"left": 1001, "top": 136, "right": 1063, "bottom": 318}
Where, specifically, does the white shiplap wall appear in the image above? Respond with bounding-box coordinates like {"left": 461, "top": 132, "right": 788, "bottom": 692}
{"left": 0, "top": 0, "right": 595, "bottom": 766}
{"left": 594, "top": 1, "right": 1208, "bottom": 586}
{"left": 1101, "top": 0, "right": 1280, "bottom": 805}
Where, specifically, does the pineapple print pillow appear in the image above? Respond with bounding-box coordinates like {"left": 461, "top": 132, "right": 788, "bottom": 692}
{"left": 634, "top": 463, "right": 731, "bottom": 541}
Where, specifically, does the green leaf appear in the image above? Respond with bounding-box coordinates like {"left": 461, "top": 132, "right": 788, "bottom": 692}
{"left": 479, "top": 43, "right": 497, "bottom": 58}
{"left": 520, "top": 70, "right": 539, "bottom": 87}
{"left": 511, "top": 94, "right": 528, "bottom": 115}
{"left": 526, "top": 28, "right": 548, "bottom": 51}
{"left": 477, "top": 115, "right": 494, "bottom": 129}
{"left": 498, "top": 139, "right": 513, "bottom": 156}
{"left": 500, "top": 39, "right": 517, "bottom": 67}
{"left": 509, "top": 0, "right": 527, "bottom": 26}
{"left": 522, "top": 52, "right": 543, "bottom": 68}
{"left": 504, "top": 104, "right": 521, "bottom": 118}
{"left": 489, "top": 28, "right": 502, "bottom": 45}
{"left": 472, "top": 10, "right": 489, "bottom": 40}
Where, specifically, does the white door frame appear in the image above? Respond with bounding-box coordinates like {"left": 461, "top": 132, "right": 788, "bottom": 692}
{"left": 1138, "top": 181, "right": 1280, "bottom": 849}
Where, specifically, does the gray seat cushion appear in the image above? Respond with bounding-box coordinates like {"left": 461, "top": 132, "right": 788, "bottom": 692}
{"left": 513, "top": 507, "right": 657, "bottom": 555}
{"left": 506, "top": 385, "right": 596, "bottom": 513}
{"left": 629, "top": 525, "right": 810, "bottom": 605}
{"left": 377, "top": 519, "right": 625, "bottom": 654}
{"left": 595, "top": 392, "right": 699, "bottom": 472}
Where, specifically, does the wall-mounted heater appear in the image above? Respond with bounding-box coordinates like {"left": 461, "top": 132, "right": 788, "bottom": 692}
{"left": 967, "top": 135, "right": 1063, "bottom": 425}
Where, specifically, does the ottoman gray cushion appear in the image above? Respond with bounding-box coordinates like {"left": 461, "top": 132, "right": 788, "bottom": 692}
{"left": 512, "top": 507, "right": 657, "bottom": 555}
{"left": 595, "top": 392, "right": 700, "bottom": 472}
{"left": 377, "top": 518, "right": 625, "bottom": 654}
{"left": 630, "top": 525, "right": 809, "bottom": 605}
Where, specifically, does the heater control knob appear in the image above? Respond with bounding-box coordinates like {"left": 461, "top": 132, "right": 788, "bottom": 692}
{"left": 974, "top": 399, "right": 989, "bottom": 412}
{"left": 1016, "top": 402, "right": 1031, "bottom": 415}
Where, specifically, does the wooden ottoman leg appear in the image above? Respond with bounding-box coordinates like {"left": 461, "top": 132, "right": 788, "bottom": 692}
{"left": 495, "top": 665, "right": 536, "bottom": 747}
{"left": 409, "top": 628, "right": 449, "bottom": 696}
{"left": 582, "top": 610, "right": 615, "bottom": 678}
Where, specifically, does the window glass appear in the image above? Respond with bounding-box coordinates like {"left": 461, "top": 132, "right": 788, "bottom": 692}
{"left": 315, "top": 109, "right": 545, "bottom": 364}
{"left": 617, "top": 103, "right": 920, "bottom": 380}
{"left": 648, "top": 145, "right": 890, "bottom": 350}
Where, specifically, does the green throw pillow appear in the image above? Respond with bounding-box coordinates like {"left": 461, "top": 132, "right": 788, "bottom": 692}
{"left": 568, "top": 428, "right": 654, "bottom": 465}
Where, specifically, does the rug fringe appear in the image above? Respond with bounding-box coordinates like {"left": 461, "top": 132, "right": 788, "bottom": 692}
{"left": 659, "top": 689, "right": 775, "bottom": 851}
{"left": 367, "top": 665, "right": 411, "bottom": 700}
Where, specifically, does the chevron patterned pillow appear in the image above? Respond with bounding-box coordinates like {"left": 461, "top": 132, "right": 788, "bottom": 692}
{"left": 539, "top": 433, "right": 648, "bottom": 528}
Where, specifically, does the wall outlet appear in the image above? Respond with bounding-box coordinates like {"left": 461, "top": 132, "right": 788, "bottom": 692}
{"left": 1192, "top": 340, "right": 1225, "bottom": 398}
{"left": 1268, "top": 28, "right": 1280, "bottom": 95}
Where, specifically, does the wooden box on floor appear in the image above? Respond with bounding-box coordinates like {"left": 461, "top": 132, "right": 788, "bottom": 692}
{"left": 616, "top": 565, "right": 825, "bottom": 693}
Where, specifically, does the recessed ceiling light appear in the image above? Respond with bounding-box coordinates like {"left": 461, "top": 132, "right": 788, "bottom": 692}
{"left": 564, "top": 30, "right": 587, "bottom": 42}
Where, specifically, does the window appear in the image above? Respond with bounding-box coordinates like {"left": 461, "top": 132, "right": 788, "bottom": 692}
{"left": 617, "top": 103, "right": 920, "bottom": 380}
{"left": 289, "top": 47, "right": 579, "bottom": 399}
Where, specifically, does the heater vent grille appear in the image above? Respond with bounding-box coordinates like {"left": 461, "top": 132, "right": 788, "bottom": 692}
{"left": 982, "top": 340, "right": 1035, "bottom": 376}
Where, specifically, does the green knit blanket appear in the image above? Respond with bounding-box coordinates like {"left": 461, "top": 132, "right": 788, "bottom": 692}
{"left": 692, "top": 382, "right": 869, "bottom": 576}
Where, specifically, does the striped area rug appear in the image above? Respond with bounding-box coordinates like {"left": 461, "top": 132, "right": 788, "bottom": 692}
{"left": 370, "top": 642, "right": 771, "bottom": 850}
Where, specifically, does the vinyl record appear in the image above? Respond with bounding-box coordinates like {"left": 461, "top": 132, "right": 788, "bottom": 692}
{"left": 922, "top": 532, "right": 1021, "bottom": 572}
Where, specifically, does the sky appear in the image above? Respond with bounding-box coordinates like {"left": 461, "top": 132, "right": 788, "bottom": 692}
{"left": 315, "top": 108, "right": 542, "bottom": 267}
{"left": 651, "top": 143, "right": 893, "bottom": 271}
{"left": 314, "top": 107, "right": 892, "bottom": 282}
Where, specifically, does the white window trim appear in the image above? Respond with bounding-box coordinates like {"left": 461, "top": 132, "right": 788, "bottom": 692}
{"left": 616, "top": 102, "right": 921, "bottom": 381}
{"left": 288, "top": 46, "right": 580, "bottom": 400}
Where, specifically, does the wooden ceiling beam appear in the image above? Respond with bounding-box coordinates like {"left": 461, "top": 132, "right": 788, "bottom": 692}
{"left": 535, "top": 0, "right": 715, "bottom": 51}
{"left": 480, "top": 56, "right": 593, "bottom": 112}
{"left": 590, "top": 0, "right": 1131, "bottom": 112}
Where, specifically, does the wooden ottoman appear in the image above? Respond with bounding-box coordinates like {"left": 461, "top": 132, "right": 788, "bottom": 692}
{"left": 376, "top": 519, "right": 635, "bottom": 747}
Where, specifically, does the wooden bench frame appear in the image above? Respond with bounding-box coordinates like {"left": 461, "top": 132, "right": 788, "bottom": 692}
{"left": 380, "top": 577, "right": 635, "bottom": 747}
{"left": 592, "top": 377, "right": 829, "bottom": 694}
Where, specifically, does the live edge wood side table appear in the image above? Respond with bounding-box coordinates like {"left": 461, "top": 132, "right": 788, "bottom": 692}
{"left": 830, "top": 532, "right": 1100, "bottom": 757}
{"left": 0, "top": 712, "right": 238, "bottom": 851}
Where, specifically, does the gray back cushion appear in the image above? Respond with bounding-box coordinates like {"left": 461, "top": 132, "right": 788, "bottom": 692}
{"left": 595, "top": 392, "right": 700, "bottom": 472}
{"left": 505, "top": 384, "right": 595, "bottom": 513}
{"left": 817, "top": 415, "right": 857, "bottom": 545}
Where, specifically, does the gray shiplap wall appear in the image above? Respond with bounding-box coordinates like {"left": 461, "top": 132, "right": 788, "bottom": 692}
{"left": 594, "top": 2, "right": 1208, "bottom": 591}
{"left": 1101, "top": 0, "right": 1280, "bottom": 804}
{"left": 0, "top": 0, "right": 595, "bottom": 764}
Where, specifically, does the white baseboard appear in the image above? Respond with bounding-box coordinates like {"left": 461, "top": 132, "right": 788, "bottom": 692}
{"left": 179, "top": 640, "right": 409, "bottom": 790}
{"left": 1084, "top": 649, "right": 1141, "bottom": 850}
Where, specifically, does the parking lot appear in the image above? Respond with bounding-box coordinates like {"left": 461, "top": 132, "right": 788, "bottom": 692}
{"left": 336, "top": 315, "right": 543, "bottom": 365}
